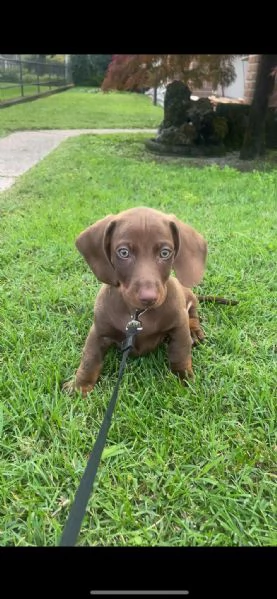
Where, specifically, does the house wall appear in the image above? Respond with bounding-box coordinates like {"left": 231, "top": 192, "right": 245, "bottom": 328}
{"left": 221, "top": 56, "right": 246, "bottom": 98}
{"left": 192, "top": 57, "right": 246, "bottom": 99}
{"left": 146, "top": 56, "right": 277, "bottom": 107}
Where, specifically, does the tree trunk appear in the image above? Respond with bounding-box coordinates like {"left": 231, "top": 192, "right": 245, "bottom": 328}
{"left": 240, "top": 55, "right": 277, "bottom": 159}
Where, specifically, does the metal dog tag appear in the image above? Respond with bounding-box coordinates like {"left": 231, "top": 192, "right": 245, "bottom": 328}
{"left": 126, "top": 319, "right": 143, "bottom": 332}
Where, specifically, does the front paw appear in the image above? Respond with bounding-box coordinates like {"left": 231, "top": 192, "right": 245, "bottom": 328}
{"left": 170, "top": 359, "right": 194, "bottom": 383}
{"left": 180, "top": 367, "right": 194, "bottom": 384}
{"left": 62, "top": 379, "right": 94, "bottom": 397}
{"left": 189, "top": 318, "right": 205, "bottom": 345}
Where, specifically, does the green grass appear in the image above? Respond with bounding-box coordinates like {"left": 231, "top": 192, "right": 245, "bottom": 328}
{"left": 0, "top": 134, "right": 276, "bottom": 547}
{"left": 0, "top": 83, "right": 59, "bottom": 102}
{"left": 0, "top": 87, "right": 162, "bottom": 137}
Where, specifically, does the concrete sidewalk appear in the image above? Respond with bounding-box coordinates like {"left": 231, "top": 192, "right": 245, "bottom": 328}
{"left": 0, "top": 128, "right": 156, "bottom": 191}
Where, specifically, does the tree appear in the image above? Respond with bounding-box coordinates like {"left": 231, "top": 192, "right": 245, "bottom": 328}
{"left": 88, "top": 55, "right": 113, "bottom": 86}
{"left": 102, "top": 54, "right": 238, "bottom": 93}
{"left": 103, "top": 54, "right": 277, "bottom": 160}
{"left": 21, "top": 55, "right": 60, "bottom": 76}
{"left": 71, "top": 55, "right": 91, "bottom": 85}
{"left": 240, "top": 55, "right": 277, "bottom": 159}
{"left": 71, "top": 55, "right": 112, "bottom": 86}
{"left": 37, "top": 55, "right": 53, "bottom": 76}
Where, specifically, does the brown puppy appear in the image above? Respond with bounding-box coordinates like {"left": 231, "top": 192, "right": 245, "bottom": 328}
{"left": 63, "top": 207, "right": 207, "bottom": 396}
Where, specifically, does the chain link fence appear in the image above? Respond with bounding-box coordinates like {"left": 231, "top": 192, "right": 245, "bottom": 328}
{"left": 0, "top": 55, "right": 70, "bottom": 103}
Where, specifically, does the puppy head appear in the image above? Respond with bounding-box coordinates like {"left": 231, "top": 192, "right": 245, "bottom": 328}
{"left": 75, "top": 207, "right": 207, "bottom": 309}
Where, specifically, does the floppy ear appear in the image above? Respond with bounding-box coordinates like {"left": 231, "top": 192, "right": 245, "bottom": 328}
{"left": 169, "top": 216, "right": 208, "bottom": 287}
{"left": 75, "top": 215, "right": 118, "bottom": 285}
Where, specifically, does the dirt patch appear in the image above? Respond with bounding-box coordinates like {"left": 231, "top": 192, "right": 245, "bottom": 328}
{"left": 143, "top": 147, "right": 277, "bottom": 172}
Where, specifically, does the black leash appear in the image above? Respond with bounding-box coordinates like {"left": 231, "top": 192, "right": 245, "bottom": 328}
{"left": 59, "top": 311, "right": 144, "bottom": 547}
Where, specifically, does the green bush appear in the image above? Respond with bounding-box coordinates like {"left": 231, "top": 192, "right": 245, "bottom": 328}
{"left": 71, "top": 54, "right": 112, "bottom": 86}
{"left": 265, "top": 108, "right": 277, "bottom": 149}
{"left": 0, "top": 67, "right": 20, "bottom": 83}
{"left": 213, "top": 115, "right": 229, "bottom": 140}
{"left": 0, "top": 67, "right": 62, "bottom": 85}
{"left": 21, "top": 71, "right": 60, "bottom": 84}
{"left": 215, "top": 103, "right": 277, "bottom": 150}
{"left": 215, "top": 103, "right": 249, "bottom": 150}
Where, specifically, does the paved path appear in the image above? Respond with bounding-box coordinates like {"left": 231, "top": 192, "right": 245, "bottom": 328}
{"left": 0, "top": 129, "right": 156, "bottom": 191}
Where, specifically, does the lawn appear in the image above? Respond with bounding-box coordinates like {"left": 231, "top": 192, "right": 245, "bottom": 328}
{"left": 0, "top": 83, "right": 60, "bottom": 103}
{"left": 0, "top": 134, "right": 276, "bottom": 547}
{"left": 0, "top": 87, "right": 162, "bottom": 137}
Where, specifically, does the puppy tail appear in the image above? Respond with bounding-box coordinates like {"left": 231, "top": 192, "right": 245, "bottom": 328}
{"left": 197, "top": 295, "right": 239, "bottom": 306}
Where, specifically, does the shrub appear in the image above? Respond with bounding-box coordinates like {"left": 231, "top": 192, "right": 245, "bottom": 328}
{"left": 0, "top": 67, "right": 20, "bottom": 83}
{"left": 215, "top": 103, "right": 249, "bottom": 150}
{"left": 213, "top": 116, "right": 229, "bottom": 140}
{"left": 215, "top": 103, "right": 277, "bottom": 150}
{"left": 71, "top": 55, "right": 112, "bottom": 86}
{"left": 265, "top": 108, "right": 277, "bottom": 149}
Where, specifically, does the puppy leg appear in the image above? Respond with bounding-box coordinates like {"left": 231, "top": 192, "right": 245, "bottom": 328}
{"left": 63, "top": 324, "right": 113, "bottom": 396}
{"left": 168, "top": 320, "right": 194, "bottom": 381}
{"left": 186, "top": 290, "right": 205, "bottom": 345}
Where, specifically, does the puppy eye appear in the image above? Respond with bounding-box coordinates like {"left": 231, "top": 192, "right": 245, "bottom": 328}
{"left": 160, "top": 248, "right": 172, "bottom": 260}
{"left": 116, "top": 247, "right": 130, "bottom": 259}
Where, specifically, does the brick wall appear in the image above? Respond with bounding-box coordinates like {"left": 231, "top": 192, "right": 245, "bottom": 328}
{"left": 244, "top": 54, "right": 277, "bottom": 107}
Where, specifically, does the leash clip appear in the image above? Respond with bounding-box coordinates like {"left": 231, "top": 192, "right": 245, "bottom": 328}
{"left": 126, "top": 318, "right": 143, "bottom": 332}
{"left": 121, "top": 315, "right": 143, "bottom": 352}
